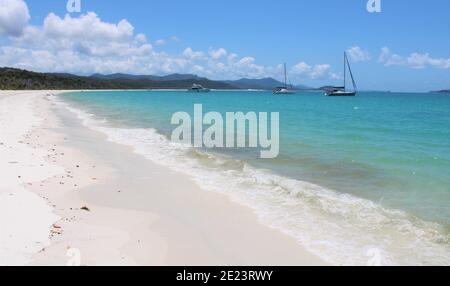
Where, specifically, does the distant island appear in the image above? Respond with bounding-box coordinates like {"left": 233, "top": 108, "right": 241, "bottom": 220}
{"left": 0, "top": 67, "right": 316, "bottom": 91}
{"left": 0, "top": 68, "right": 235, "bottom": 90}
{"left": 436, "top": 89, "right": 450, "bottom": 93}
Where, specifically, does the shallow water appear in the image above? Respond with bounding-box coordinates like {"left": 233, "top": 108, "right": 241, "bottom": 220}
{"left": 60, "top": 90, "right": 450, "bottom": 265}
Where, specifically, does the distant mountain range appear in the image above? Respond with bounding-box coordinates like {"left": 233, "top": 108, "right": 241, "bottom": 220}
{"left": 0, "top": 67, "right": 313, "bottom": 91}
{"left": 223, "top": 78, "right": 280, "bottom": 90}
{"left": 91, "top": 73, "right": 314, "bottom": 90}
{"left": 91, "top": 73, "right": 309, "bottom": 90}
{"left": 223, "top": 77, "right": 311, "bottom": 90}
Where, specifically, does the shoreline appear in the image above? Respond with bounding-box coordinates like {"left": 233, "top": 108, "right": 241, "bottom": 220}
{"left": 0, "top": 90, "right": 325, "bottom": 266}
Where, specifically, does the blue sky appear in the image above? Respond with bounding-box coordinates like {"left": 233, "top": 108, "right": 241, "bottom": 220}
{"left": 1, "top": 0, "right": 450, "bottom": 91}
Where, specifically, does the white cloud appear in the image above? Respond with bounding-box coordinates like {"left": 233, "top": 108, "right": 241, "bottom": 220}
{"left": 192, "top": 65, "right": 204, "bottom": 73}
{"left": 155, "top": 39, "right": 165, "bottom": 46}
{"left": 135, "top": 33, "right": 147, "bottom": 43}
{"left": 379, "top": 47, "right": 450, "bottom": 69}
{"left": 236, "top": 56, "right": 254, "bottom": 66}
{"left": 347, "top": 46, "right": 371, "bottom": 62}
{"left": 183, "top": 47, "right": 204, "bottom": 60}
{"left": 1, "top": 11, "right": 160, "bottom": 74}
{"left": 378, "top": 46, "right": 391, "bottom": 63}
{"left": 43, "top": 12, "right": 134, "bottom": 42}
{"left": 330, "top": 73, "right": 341, "bottom": 80}
{"left": 290, "top": 62, "right": 332, "bottom": 80}
{"left": 311, "top": 64, "right": 331, "bottom": 79}
{"left": 0, "top": 8, "right": 336, "bottom": 82}
{"left": 387, "top": 54, "right": 405, "bottom": 66}
{"left": 228, "top": 53, "right": 238, "bottom": 62}
{"left": 406, "top": 53, "right": 450, "bottom": 69}
{"left": 378, "top": 47, "right": 405, "bottom": 66}
{"left": 209, "top": 48, "right": 227, "bottom": 60}
{"left": 291, "top": 62, "right": 311, "bottom": 74}
{"left": 0, "top": 0, "right": 30, "bottom": 36}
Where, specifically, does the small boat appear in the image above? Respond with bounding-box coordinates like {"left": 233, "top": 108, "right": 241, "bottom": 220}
{"left": 325, "top": 52, "right": 357, "bottom": 96}
{"left": 325, "top": 88, "right": 356, "bottom": 97}
{"left": 188, "top": 84, "right": 211, "bottom": 93}
{"left": 273, "top": 87, "right": 294, "bottom": 94}
{"left": 273, "top": 63, "right": 295, "bottom": 95}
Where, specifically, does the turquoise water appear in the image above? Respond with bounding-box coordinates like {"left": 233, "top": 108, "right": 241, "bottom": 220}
{"left": 59, "top": 90, "right": 450, "bottom": 265}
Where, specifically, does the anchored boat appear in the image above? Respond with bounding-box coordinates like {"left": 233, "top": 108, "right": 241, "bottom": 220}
{"left": 325, "top": 52, "right": 357, "bottom": 96}
{"left": 273, "top": 63, "right": 295, "bottom": 95}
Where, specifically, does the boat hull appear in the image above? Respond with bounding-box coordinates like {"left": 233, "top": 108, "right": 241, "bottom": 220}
{"left": 326, "top": 91, "right": 356, "bottom": 97}
{"left": 273, "top": 91, "right": 295, "bottom": 95}
{"left": 273, "top": 87, "right": 295, "bottom": 95}
{"left": 188, "top": 89, "right": 210, "bottom": 93}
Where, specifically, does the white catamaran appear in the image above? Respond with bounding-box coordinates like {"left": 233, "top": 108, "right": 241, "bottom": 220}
{"left": 325, "top": 52, "right": 357, "bottom": 96}
{"left": 273, "top": 63, "right": 295, "bottom": 95}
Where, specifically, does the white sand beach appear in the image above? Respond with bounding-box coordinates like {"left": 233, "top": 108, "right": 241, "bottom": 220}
{"left": 0, "top": 90, "right": 325, "bottom": 266}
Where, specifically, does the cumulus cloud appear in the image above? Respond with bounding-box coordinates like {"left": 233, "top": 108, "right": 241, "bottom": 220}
{"left": 12, "top": 12, "right": 142, "bottom": 56}
{"left": 290, "top": 62, "right": 332, "bottom": 79}
{"left": 183, "top": 47, "right": 204, "bottom": 60}
{"left": 292, "top": 62, "right": 311, "bottom": 74}
{"left": 1, "top": 11, "right": 161, "bottom": 74}
{"left": 379, "top": 47, "right": 450, "bottom": 69}
{"left": 329, "top": 73, "right": 341, "bottom": 80}
{"left": 0, "top": 0, "right": 30, "bottom": 36}
{"left": 347, "top": 46, "right": 371, "bottom": 62}
{"left": 43, "top": 12, "right": 134, "bottom": 42}
{"left": 378, "top": 47, "right": 405, "bottom": 66}
{"left": 0, "top": 6, "right": 281, "bottom": 79}
{"left": 378, "top": 47, "right": 391, "bottom": 63}
{"left": 155, "top": 39, "right": 165, "bottom": 46}
{"left": 406, "top": 53, "right": 450, "bottom": 69}
{"left": 228, "top": 53, "right": 238, "bottom": 62}
{"left": 135, "top": 33, "right": 147, "bottom": 43}
{"left": 236, "top": 56, "right": 254, "bottom": 66}
{"left": 0, "top": 7, "right": 336, "bottom": 82}
{"left": 209, "top": 48, "right": 227, "bottom": 60}
{"left": 310, "top": 64, "right": 331, "bottom": 79}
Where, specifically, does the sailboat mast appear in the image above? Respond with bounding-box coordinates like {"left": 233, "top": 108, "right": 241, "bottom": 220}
{"left": 345, "top": 53, "right": 357, "bottom": 91}
{"left": 344, "top": 52, "right": 347, "bottom": 90}
{"left": 284, "top": 63, "right": 287, "bottom": 88}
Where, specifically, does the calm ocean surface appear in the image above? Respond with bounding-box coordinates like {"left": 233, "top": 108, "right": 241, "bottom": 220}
{"left": 60, "top": 90, "right": 450, "bottom": 265}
